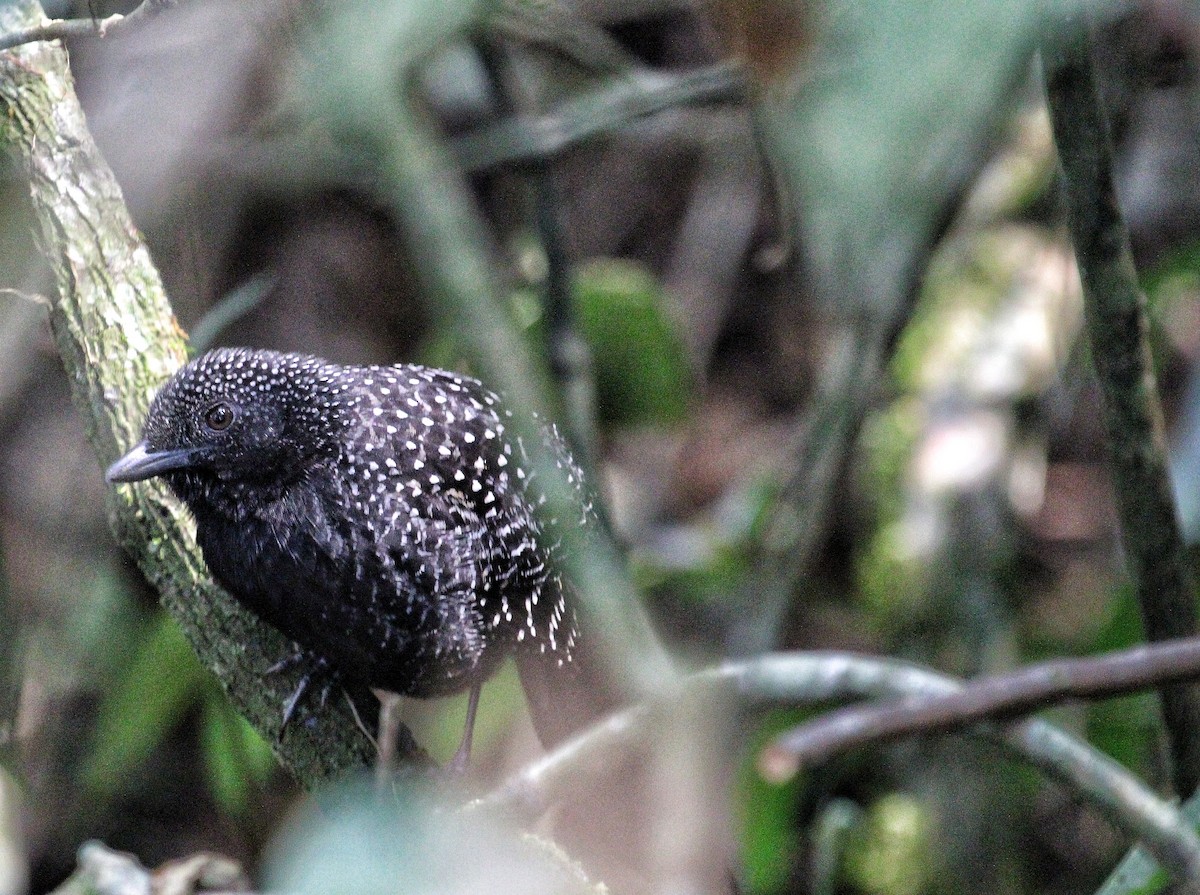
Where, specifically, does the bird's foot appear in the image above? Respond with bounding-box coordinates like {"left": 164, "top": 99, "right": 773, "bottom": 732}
{"left": 266, "top": 648, "right": 340, "bottom": 736}
{"left": 444, "top": 681, "right": 482, "bottom": 775}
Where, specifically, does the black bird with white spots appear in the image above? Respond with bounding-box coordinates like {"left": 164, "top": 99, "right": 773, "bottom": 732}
{"left": 107, "top": 348, "right": 604, "bottom": 764}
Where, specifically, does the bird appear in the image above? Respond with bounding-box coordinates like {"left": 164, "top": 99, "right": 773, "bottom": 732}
{"left": 106, "top": 347, "right": 611, "bottom": 767}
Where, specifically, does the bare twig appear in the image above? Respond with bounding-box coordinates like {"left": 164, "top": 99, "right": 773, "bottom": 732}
{"left": 1042, "top": 12, "right": 1200, "bottom": 797}
{"left": 0, "top": 0, "right": 174, "bottom": 51}
{"left": 467, "top": 652, "right": 1200, "bottom": 886}
{"left": 763, "top": 637, "right": 1200, "bottom": 769}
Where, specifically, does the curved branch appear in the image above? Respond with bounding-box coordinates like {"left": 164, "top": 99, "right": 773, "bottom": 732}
{"left": 469, "top": 652, "right": 1200, "bottom": 886}
{"left": 765, "top": 637, "right": 1200, "bottom": 770}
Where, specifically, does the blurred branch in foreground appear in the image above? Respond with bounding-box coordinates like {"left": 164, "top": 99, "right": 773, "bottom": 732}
{"left": 1042, "top": 11, "right": 1200, "bottom": 798}
{"left": 467, "top": 651, "right": 1200, "bottom": 885}
{"left": 0, "top": 0, "right": 173, "bottom": 51}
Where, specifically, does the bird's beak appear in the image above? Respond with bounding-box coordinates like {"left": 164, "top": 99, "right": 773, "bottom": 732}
{"left": 106, "top": 441, "right": 201, "bottom": 483}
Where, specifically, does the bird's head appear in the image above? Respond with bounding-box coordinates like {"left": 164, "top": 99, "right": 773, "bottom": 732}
{"left": 106, "top": 348, "right": 341, "bottom": 496}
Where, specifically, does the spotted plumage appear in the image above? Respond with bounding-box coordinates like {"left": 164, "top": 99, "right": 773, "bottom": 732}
{"left": 107, "top": 348, "right": 603, "bottom": 758}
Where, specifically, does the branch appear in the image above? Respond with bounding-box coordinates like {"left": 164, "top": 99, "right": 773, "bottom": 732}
{"left": 0, "top": 0, "right": 389, "bottom": 787}
{"left": 0, "top": 0, "right": 173, "bottom": 51}
{"left": 763, "top": 637, "right": 1200, "bottom": 769}
{"left": 450, "top": 62, "right": 745, "bottom": 171}
{"left": 1042, "top": 13, "right": 1200, "bottom": 796}
{"left": 467, "top": 652, "right": 1200, "bottom": 886}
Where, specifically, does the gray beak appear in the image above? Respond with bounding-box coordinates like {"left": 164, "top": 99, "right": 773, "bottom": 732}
{"left": 106, "top": 441, "right": 201, "bottom": 483}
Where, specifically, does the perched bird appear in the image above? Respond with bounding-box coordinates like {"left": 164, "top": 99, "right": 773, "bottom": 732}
{"left": 107, "top": 347, "right": 609, "bottom": 766}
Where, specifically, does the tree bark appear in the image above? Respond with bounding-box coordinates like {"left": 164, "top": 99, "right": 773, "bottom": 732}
{"left": 0, "top": 0, "right": 380, "bottom": 788}
{"left": 1042, "top": 15, "right": 1200, "bottom": 798}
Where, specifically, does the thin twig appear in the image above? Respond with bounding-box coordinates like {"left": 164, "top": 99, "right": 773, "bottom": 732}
{"left": 0, "top": 0, "right": 173, "bottom": 51}
{"left": 1042, "top": 12, "right": 1200, "bottom": 797}
{"left": 763, "top": 637, "right": 1200, "bottom": 769}
{"left": 450, "top": 62, "right": 745, "bottom": 171}
{"left": 466, "top": 652, "right": 1200, "bottom": 886}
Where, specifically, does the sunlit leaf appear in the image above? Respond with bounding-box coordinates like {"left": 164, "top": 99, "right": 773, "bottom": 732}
{"left": 82, "top": 611, "right": 207, "bottom": 803}
{"left": 201, "top": 694, "right": 276, "bottom": 816}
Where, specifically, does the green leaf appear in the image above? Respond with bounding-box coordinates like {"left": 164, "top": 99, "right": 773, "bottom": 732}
{"left": 573, "top": 259, "right": 692, "bottom": 427}
{"left": 201, "top": 694, "right": 277, "bottom": 816}
{"left": 738, "top": 710, "right": 809, "bottom": 893}
{"left": 82, "top": 611, "right": 208, "bottom": 803}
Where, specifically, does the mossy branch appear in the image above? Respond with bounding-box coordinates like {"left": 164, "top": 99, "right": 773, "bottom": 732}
{"left": 0, "top": 0, "right": 378, "bottom": 788}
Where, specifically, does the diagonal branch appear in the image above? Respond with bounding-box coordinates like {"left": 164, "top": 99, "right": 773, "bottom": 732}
{"left": 0, "top": 0, "right": 387, "bottom": 787}
{"left": 1042, "top": 12, "right": 1200, "bottom": 797}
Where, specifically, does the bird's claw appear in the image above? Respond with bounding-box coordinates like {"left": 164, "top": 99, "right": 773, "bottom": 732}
{"left": 267, "top": 648, "right": 340, "bottom": 737}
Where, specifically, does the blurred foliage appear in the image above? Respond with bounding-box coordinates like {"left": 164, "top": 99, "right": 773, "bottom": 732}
{"left": 1083, "top": 586, "right": 1162, "bottom": 783}
{"left": 842, "top": 793, "right": 936, "bottom": 895}
{"left": 508, "top": 257, "right": 692, "bottom": 429}
{"left": 569, "top": 259, "right": 692, "bottom": 428}
{"left": 80, "top": 611, "right": 206, "bottom": 803}
{"left": 738, "top": 710, "right": 809, "bottom": 894}
{"left": 82, "top": 610, "right": 274, "bottom": 817}
{"left": 264, "top": 779, "right": 596, "bottom": 895}
{"left": 199, "top": 695, "right": 276, "bottom": 817}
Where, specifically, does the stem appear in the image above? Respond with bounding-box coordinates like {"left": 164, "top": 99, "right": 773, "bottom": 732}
{"left": 1042, "top": 14, "right": 1200, "bottom": 797}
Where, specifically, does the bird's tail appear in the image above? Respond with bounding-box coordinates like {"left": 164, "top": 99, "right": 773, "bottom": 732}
{"left": 515, "top": 590, "right": 621, "bottom": 748}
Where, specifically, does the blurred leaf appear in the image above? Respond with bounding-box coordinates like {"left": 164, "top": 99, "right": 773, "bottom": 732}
{"left": 265, "top": 777, "right": 597, "bottom": 895}
{"left": 760, "top": 0, "right": 1077, "bottom": 309}
{"left": 843, "top": 793, "right": 936, "bottom": 895}
{"left": 738, "top": 709, "right": 809, "bottom": 894}
{"left": 82, "top": 611, "right": 207, "bottom": 803}
{"left": 201, "top": 694, "right": 276, "bottom": 816}
{"left": 425, "top": 258, "right": 692, "bottom": 430}
{"left": 1086, "top": 584, "right": 1160, "bottom": 775}
{"left": 573, "top": 259, "right": 691, "bottom": 427}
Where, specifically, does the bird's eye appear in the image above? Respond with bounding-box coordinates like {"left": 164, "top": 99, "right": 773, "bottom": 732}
{"left": 203, "top": 402, "right": 235, "bottom": 432}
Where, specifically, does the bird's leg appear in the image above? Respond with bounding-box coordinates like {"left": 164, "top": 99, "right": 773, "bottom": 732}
{"left": 446, "top": 681, "right": 483, "bottom": 774}
{"left": 266, "top": 647, "right": 339, "bottom": 736}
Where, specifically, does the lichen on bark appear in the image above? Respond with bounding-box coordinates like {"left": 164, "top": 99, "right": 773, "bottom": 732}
{"left": 0, "top": 0, "right": 377, "bottom": 787}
